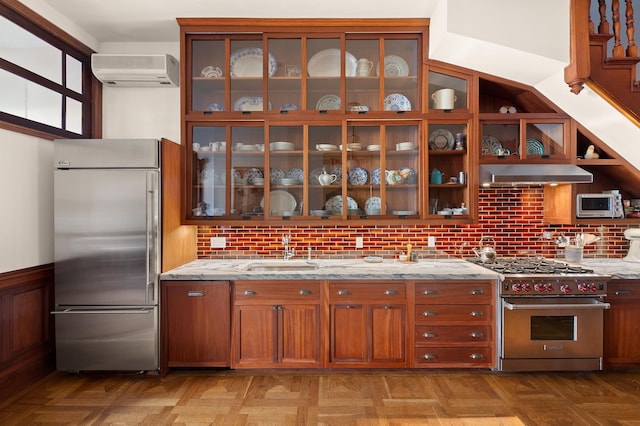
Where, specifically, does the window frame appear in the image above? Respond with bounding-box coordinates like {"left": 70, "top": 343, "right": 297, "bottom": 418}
{"left": 0, "top": 0, "right": 101, "bottom": 140}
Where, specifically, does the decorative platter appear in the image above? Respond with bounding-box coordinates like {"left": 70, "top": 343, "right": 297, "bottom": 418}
{"left": 234, "top": 96, "right": 270, "bottom": 111}
{"left": 260, "top": 190, "right": 297, "bottom": 215}
{"left": 325, "top": 195, "right": 358, "bottom": 213}
{"left": 364, "top": 196, "right": 382, "bottom": 211}
{"left": 481, "top": 136, "right": 503, "bottom": 155}
{"left": 526, "top": 138, "right": 545, "bottom": 155}
{"left": 370, "top": 167, "right": 382, "bottom": 185}
{"left": 376, "top": 55, "right": 409, "bottom": 77}
{"left": 429, "top": 129, "right": 455, "bottom": 150}
{"left": 307, "top": 49, "right": 357, "bottom": 77}
{"left": 230, "top": 47, "right": 277, "bottom": 78}
{"left": 347, "top": 167, "right": 368, "bottom": 185}
{"left": 205, "top": 103, "right": 224, "bottom": 112}
{"left": 316, "top": 94, "right": 341, "bottom": 110}
{"left": 269, "top": 167, "right": 285, "bottom": 184}
{"left": 383, "top": 93, "right": 411, "bottom": 111}
{"left": 286, "top": 167, "right": 304, "bottom": 182}
{"left": 243, "top": 167, "right": 264, "bottom": 184}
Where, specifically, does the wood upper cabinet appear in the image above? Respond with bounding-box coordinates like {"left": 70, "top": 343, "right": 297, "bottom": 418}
{"left": 604, "top": 280, "right": 640, "bottom": 369}
{"left": 328, "top": 281, "right": 407, "bottom": 367}
{"left": 232, "top": 281, "right": 322, "bottom": 368}
{"left": 161, "top": 281, "right": 230, "bottom": 374}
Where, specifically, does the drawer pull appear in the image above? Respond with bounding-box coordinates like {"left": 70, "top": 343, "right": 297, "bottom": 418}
{"left": 384, "top": 289, "right": 398, "bottom": 295}
{"left": 244, "top": 290, "right": 257, "bottom": 296}
{"left": 422, "top": 289, "right": 437, "bottom": 295}
{"left": 471, "top": 289, "right": 484, "bottom": 295}
{"left": 423, "top": 332, "right": 437, "bottom": 338}
{"left": 298, "top": 289, "right": 312, "bottom": 295}
{"left": 422, "top": 311, "right": 436, "bottom": 317}
{"left": 470, "top": 311, "right": 484, "bottom": 317}
{"left": 470, "top": 331, "right": 484, "bottom": 338}
{"left": 615, "top": 290, "right": 632, "bottom": 296}
{"left": 423, "top": 353, "right": 437, "bottom": 360}
{"left": 384, "top": 305, "right": 391, "bottom": 310}
{"left": 470, "top": 353, "right": 484, "bottom": 360}
{"left": 187, "top": 291, "right": 204, "bottom": 297}
{"left": 337, "top": 290, "right": 351, "bottom": 296}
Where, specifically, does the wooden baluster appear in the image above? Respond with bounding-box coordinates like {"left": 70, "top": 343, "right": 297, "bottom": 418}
{"left": 612, "top": 0, "right": 625, "bottom": 57}
{"left": 598, "top": 0, "right": 610, "bottom": 34}
{"left": 624, "top": 0, "right": 637, "bottom": 57}
{"left": 565, "top": 0, "right": 591, "bottom": 94}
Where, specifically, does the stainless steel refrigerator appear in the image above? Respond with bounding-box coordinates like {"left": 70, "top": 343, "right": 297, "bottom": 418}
{"left": 53, "top": 138, "right": 163, "bottom": 372}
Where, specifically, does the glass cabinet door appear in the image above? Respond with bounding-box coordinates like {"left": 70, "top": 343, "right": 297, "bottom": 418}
{"left": 267, "top": 38, "right": 302, "bottom": 112}
{"left": 384, "top": 123, "right": 421, "bottom": 216}
{"left": 230, "top": 39, "right": 270, "bottom": 113}
{"left": 267, "top": 125, "right": 304, "bottom": 217}
{"left": 230, "top": 125, "right": 265, "bottom": 217}
{"left": 427, "top": 70, "right": 468, "bottom": 112}
{"left": 190, "top": 38, "right": 226, "bottom": 113}
{"left": 524, "top": 121, "right": 565, "bottom": 159}
{"left": 306, "top": 38, "right": 343, "bottom": 111}
{"left": 307, "top": 125, "right": 343, "bottom": 216}
{"left": 190, "top": 125, "right": 228, "bottom": 217}
{"left": 345, "top": 38, "right": 380, "bottom": 112}
{"left": 382, "top": 38, "right": 419, "bottom": 114}
{"left": 346, "top": 125, "right": 381, "bottom": 216}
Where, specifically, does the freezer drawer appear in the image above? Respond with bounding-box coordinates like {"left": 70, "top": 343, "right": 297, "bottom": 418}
{"left": 54, "top": 307, "right": 158, "bottom": 371}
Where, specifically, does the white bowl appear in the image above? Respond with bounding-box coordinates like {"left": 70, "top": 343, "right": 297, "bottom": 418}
{"left": 396, "top": 141, "right": 415, "bottom": 151}
{"left": 270, "top": 141, "right": 295, "bottom": 151}
{"left": 280, "top": 178, "right": 299, "bottom": 185}
{"left": 367, "top": 145, "right": 381, "bottom": 151}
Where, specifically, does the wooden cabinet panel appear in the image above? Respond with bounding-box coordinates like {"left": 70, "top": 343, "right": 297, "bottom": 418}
{"left": 415, "top": 304, "right": 491, "bottom": 323}
{"left": 604, "top": 281, "right": 640, "bottom": 369}
{"left": 415, "top": 347, "right": 492, "bottom": 367}
{"left": 234, "top": 305, "right": 277, "bottom": 366}
{"left": 161, "top": 281, "right": 230, "bottom": 372}
{"left": 370, "top": 304, "right": 406, "bottom": 363}
{"left": 415, "top": 282, "right": 493, "bottom": 304}
{"left": 330, "top": 304, "right": 367, "bottom": 363}
{"left": 328, "top": 282, "right": 406, "bottom": 300}
{"left": 234, "top": 281, "right": 321, "bottom": 302}
{"left": 415, "top": 325, "right": 491, "bottom": 345}
{"left": 280, "top": 304, "right": 321, "bottom": 365}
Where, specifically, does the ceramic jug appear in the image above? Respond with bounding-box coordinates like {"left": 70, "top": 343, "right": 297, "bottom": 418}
{"left": 430, "top": 168, "right": 443, "bottom": 184}
{"left": 356, "top": 58, "right": 374, "bottom": 76}
{"left": 318, "top": 171, "right": 338, "bottom": 185}
{"left": 432, "top": 88, "right": 457, "bottom": 110}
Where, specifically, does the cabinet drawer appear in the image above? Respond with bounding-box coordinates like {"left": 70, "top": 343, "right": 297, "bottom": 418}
{"left": 328, "top": 282, "right": 406, "bottom": 300}
{"left": 233, "top": 281, "right": 321, "bottom": 302}
{"left": 415, "top": 347, "right": 493, "bottom": 366}
{"left": 415, "top": 325, "right": 492, "bottom": 344}
{"left": 605, "top": 283, "right": 640, "bottom": 302}
{"left": 415, "top": 304, "right": 492, "bottom": 323}
{"left": 415, "top": 282, "right": 493, "bottom": 304}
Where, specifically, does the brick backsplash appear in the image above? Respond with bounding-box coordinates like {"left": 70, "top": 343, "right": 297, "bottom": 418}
{"left": 197, "top": 187, "right": 633, "bottom": 260}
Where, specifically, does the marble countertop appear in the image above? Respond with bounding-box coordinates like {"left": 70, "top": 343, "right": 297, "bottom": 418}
{"left": 576, "top": 258, "right": 640, "bottom": 279}
{"left": 160, "top": 258, "right": 501, "bottom": 281}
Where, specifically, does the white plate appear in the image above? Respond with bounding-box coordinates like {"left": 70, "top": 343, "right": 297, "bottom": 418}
{"left": 482, "top": 136, "right": 503, "bottom": 155}
{"left": 429, "top": 129, "right": 455, "bottom": 150}
{"left": 307, "top": 48, "right": 357, "bottom": 77}
{"left": 316, "top": 94, "right": 341, "bottom": 110}
{"left": 325, "top": 195, "right": 358, "bottom": 213}
{"left": 230, "top": 47, "right": 277, "bottom": 78}
{"left": 383, "top": 93, "right": 411, "bottom": 111}
{"left": 260, "top": 190, "right": 297, "bottom": 215}
{"left": 316, "top": 144, "right": 338, "bottom": 151}
{"left": 376, "top": 55, "right": 409, "bottom": 77}
{"left": 234, "top": 96, "right": 271, "bottom": 111}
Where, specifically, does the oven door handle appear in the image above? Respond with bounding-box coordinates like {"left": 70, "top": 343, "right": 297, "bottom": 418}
{"left": 503, "top": 300, "right": 611, "bottom": 310}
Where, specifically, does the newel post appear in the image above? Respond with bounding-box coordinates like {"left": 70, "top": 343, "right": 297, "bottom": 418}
{"left": 565, "top": 0, "right": 591, "bottom": 94}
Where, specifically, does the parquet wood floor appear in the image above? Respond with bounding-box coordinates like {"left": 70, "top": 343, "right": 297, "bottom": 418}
{"left": 1, "top": 369, "right": 640, "bottom": 425}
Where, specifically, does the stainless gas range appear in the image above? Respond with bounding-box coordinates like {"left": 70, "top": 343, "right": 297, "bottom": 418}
{"left": 467, "top": 257, "right": 611, "bottom": 372}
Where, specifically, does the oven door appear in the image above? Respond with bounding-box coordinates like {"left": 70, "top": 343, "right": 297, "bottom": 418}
{"left": 502, "top": 297, "right": 610, "bottom": 359}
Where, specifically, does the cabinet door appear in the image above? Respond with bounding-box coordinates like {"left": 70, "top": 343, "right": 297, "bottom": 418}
{"left": 234, "top": 304, "right": 277, "bottom": 366}
{"left": 370, "top": 304, "right": 406, "bottom": 364}
{"left": 164, "top": 282, "right": 230, "bottom": 367}
{"left": 330, "top": 304, "right": 367, "bottom": 363}
{"left": 279, "top": 304, "right": 321, "bottom": 366}
{"left": 604, "top": 283, "right": 640, "bottom": 368}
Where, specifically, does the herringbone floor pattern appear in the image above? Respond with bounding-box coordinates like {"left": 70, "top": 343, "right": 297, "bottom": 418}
{"left": 1, "top": 369, "right": 640, "bottom": 425}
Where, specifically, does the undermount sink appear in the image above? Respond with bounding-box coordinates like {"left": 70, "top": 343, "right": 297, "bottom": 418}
{"left": 244, "top": 261, "right": 320, "bottom": 271}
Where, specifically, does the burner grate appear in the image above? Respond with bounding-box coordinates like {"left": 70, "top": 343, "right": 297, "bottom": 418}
{"left": 467, "top": 257, "right": 594, "bottom": 275}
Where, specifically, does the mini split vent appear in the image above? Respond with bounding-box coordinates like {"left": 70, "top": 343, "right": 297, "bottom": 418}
{"left": 91, "top": 54, "right": 179, "bottom": 87}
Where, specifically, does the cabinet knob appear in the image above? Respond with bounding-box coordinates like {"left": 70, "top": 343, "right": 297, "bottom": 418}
{"left": 244, "top": 290, "right": 257, "bottom": 296}
{"left": 471, "top": 289, "right": 484, "bottom": 295}
{"left": 470, "top": 311, "right": 484, "bottom": 317}
{"left": 470, "top": 331, "right": 484, "bottom": 338}
{"left": 187, "top": 291, "right": 204, "bottom": 297}
{"left": 423, "top": 332, "right": 437, "bottom": 338}
{"left": 422, "top": 289, "right": 437, "bottom": 295}
{"left": 384, "top": 289, "right": 398, "bottom": 295}
{"left": 337, "top": 289, "right": 351, "bottom": 296}
{"left": 423, "top": 353, "right": 437, "bottom": 360}
{"left": 470, "top": 353, "right": 484, "bottom": 360}
{"left": 298, "top": 289, "right": 312, "bottom": 295}
{"left": 422, "top": 311, "right": 436, "bottom": 317}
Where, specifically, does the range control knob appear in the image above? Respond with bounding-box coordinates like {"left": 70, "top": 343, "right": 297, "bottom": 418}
{"left": 545, "top": 283, "right": 555, "bottom": 292}
{"left": 588, "top": 283, "right": 599, "bottom": 292}
{"left": 560, "top": 284, "right": 572, "bottom": 294}
{"left": 511, "top": 283, "right": 522, "bottom": 293}
{"left": 577, "top": 283, "right": 588, "bottom": 292}
{"left": 534, "top": 283, "right": 545, "bottom": 293}
{"left": 521, "top": 283, "right": 532, "bottom": 293}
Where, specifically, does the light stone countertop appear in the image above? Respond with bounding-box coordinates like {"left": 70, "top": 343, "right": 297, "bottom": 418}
{"left": 160, "top": 258, "right": 501, "bottom": 281}
{"left": 576, "top": 258, "right": 640, "bottom": 280}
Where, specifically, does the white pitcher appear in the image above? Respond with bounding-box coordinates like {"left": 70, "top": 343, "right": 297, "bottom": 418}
{"left": 356, "top": 58, "right": 374, "bottom": 76}
{"left": 432, "top": 88, "right": 457, "bottom": 110}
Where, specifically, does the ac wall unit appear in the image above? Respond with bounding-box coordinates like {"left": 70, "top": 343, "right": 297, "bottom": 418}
{"left": 91, "top": 54, "right": 179, "bottom": 87}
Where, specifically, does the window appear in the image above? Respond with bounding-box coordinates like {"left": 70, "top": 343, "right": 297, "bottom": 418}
{"left": 0, "top": 2, "right": 97, "bottom": 139}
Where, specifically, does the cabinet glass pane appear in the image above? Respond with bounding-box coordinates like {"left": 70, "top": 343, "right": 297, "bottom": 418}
{"left": 192, "top": 39, "right": 226, "bottom": 112}
{"left": 267, "top": 38, "right": 302, "bottom": 112}
{"left": 268, "top": 126, "right": 304, "bottom": 217}
{"left": 481, "top": 123, "right": 519, "bottom": 159}
{"left": 230, "top": 40, "right": 266, "bottom": 112}
{"left": 427, "top": 123, "right": 468, "bottom": 216}
{"left": 428, "top": 71, "right": 467, "bottom": 111}
{"left": 383, "top": 39, "right": 419, "bottom": 113}
{"left": 385, "top": 124, "right": 420, "bottom": 215}
{"left": 346, "top": 38, "right": 380, "bottom": 111}
{"left": 230, "top": 126, "right": 265, "bottom": 216}
{"left": 346, "top": 125, "right": 380, "bottom": 216}
{"left": 192, "top": 126, "right": 227, "bottom": 217}
{"left": 308, "top": 126, "right": 343, "bottom": 215}
{"left": 306, "top": 38, "right": 341, "bottom": 111}
{"left": 526, "top": 122, "right": 563, "bottom": 158}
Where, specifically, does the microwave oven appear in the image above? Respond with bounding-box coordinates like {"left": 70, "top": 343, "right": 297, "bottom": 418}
{"left": 576, "top": 193, "right": 624, "bottom": 218}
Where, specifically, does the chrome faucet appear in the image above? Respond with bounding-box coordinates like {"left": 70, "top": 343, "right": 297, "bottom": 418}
{"left": 282, "top": 233, "right": 295, "bottom": 260}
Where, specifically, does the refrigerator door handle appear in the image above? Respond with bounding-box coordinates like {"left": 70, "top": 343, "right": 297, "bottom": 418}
{"left": 52, "top": 308, "right": 154, "bottom": 315}
{"left": 146, "top": 172, "right": 159, "bottom": 305}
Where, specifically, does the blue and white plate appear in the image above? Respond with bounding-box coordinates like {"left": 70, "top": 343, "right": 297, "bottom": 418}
{"left": 526, "top": 138, "right": 545, "bottom": 155}
{"left": 230, "top": 47, "right": 277, "bottom": 78}
{"left": 347, "top": 167, "right": 368, "bottom": 185}
{"left": 280, "top": 103, "right": 298, "bottom": 111}
{"left": 365, "top": 196, "right": 382, "bottom": 211}
{"left": 205, "top": 103, "right": 224, "bottom": 112}
{"left": 287, "top": 167, "right": 304, "bottom": 182}
{"left": 234, "top": 96, "right": 271, "bottom": 111}
{"left": 370, "top": 167, "right": 382, "bottom": 185}
{"left": 331, "top": 165, "right": 343, "bottom": 180}
{"left": 383, "top": 93, "right": 411, "bottom": 111}
{"left": 325, "top": 195, "right": 358, "bottom": 213}
{"left": 244, "top": 167, "right": 264, "bottom": 184}
{"left": 269, "top": 167, "right": 285, "bottom": 184}
{"left": 316, "top": 94, "right": 341, "bottom": 110}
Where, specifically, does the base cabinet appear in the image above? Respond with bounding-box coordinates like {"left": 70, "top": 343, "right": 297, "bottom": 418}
{"left": 604, "top": 280, "right": 640, "bottom": 369}
{"left": 232, "top": 281, "right": 322, "bottom": 368}
{"left": 328, "top": 281, "right": 407, "bottom": 368}
{"left": 161, "top": 281, "right": 230, "bottom": 374}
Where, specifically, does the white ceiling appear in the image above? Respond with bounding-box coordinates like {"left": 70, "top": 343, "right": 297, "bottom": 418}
{"left": 35, "top": 0, "right": 439, "bottom": 43}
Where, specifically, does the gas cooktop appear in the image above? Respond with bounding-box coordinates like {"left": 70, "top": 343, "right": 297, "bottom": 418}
{"left": 466, "top": 257, "right": 596, "bottom": 275}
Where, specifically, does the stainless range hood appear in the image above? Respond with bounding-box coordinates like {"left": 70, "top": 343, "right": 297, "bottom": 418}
{"left": 479, "top": 164, "right": 593, "bottom": 186}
